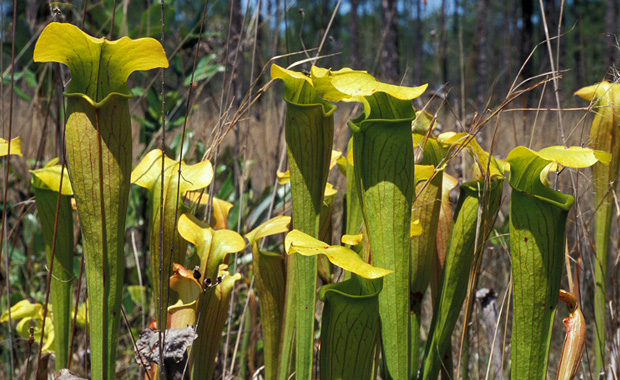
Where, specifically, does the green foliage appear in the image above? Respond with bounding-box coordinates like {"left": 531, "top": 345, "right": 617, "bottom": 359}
{"left": 4, "top": 5, "right": 616, "bottom": 379}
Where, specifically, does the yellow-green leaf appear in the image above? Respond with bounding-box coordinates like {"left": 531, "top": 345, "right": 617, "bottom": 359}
{"left": 311, "top": 66, "right": 427, "bottom": 103}
{"left": 1, "top": 300, "right": 55, "bottom": 353}
{"left": 438, "top": 132, "right": 504, "bottom": 179}
{"left": 271, "top": 64, "right": 313, "bottom": 86}
{"left": 34, "top": 22, "right": 168, "bottom": 105}
{"left": 413, "top": 110, "right": 436, "bottom": 133}
{"left": 271, "top": 64, "right": 329, "bottom": 107}
{"left": 170, "top": 263, "right": 203, "bottom": 304}
{"left": 1, "top": 299, "right": 43, "bottom": 322}
{"left": 574, "top": 81, "right": 620, "bottom": 103}
{"left": 167, "top": 299, "right": 198, "bottom": 329}
{"left": 415, "top": 164, "right": 436, "bottom": 183}
{"left": 341, "top": 234, "right": 363, "bottom": 246}
{"left": 0, "top": 136, "right": 22, "bottom": 157}
{"left": 185, "top": 192, "right": 234, "bottom": 229}
{"left": 410, "top": 219, "right": 423, "bottom": 238}
{"left": 31, "top": 158, "right": 74, "bottom": 195}
{"left": 245, "top": 215, "right": 292, "bottom": 245}
{"left": 276, "top": 170, "right": 290, "bottom": 185}
{"left": 285, "top": 229, "right": 392, "bottom": 279}
{"left": 131, "top": 149, "right": 214, "bottom": 195}
{"left": 178, "top": 213, "right": 245, "bottom": 282}
{"left": 536, "top": 146, "right": 611, "bottom": 168}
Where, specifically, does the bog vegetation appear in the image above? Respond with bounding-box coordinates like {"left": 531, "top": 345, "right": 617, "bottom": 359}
{"left": 0, "top": 1, "right": 619, "bottom": 380}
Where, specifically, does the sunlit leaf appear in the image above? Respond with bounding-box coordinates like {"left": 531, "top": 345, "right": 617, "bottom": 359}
{"left": 0, "top": 136, "right": 22, "bottom": 157}
{"left": 285, "top": 229, "right": 392, "bottom": 279}
{"left": 438, "top": 132, "right": 504, "bottom": 179}
{"left": 31, "top": 158, "right": 74, "bottom": 195}
{"left": 341, "top": 234, "right": 363, "bottom": 246}
{"left": 1, "top": 299, "right": 43, "bottom": 322}
{"left": 276, "top": 170, "right": 290, "bottom": 185}
{"left": 410, "top": 219, "right": 423, "bottom": 238}
{"left": 574, "top": 80, "right": 620, "bottom": 103}
{"left": 185, "top": 192, "right": 234, "bottom": 229}
{"left": 246, "top": 215, "right": 291, "bottom": 245}
{"left": 311, "top": 66, "right": 427, "bottom": 103}
{"left": 131, "top": 149, "right": 214, "bottom": 195}
{"left": 34, "top": 22, "right": 168, "bottom": 105}
{"left": 536, "top": 146, "right": 611, "bottom": 167}
{"left": 1, "top": 300, "right": 55, "bottom": 353}
{"left": 178, "top": 213, "right": 245, "bottom": 283}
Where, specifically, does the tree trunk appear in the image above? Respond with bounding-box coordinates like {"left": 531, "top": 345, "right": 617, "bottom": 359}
{"left": 351, "top": 0, "right": 360, "bottom": 68}
{"left": 229, "top": 0, "right": 244, "bottom": 105}
{"left": 606, "top": 0, "right": 618, "bottom": 70}
{"left": 415, "top": 0, "right": 424, "bottom": 84}
{"left": 519, "top": 0, "right": 534, "bottom": 81}
{"left": 381, "top": 0, "right": 400, "bottom": 82}
{"left": 474, "top": 0, "right": 488, "bottom": 107}
{"left": 438, "top": 0, "right": 449, "bottom": 85}
{"left": 573, "top": 0, "right": 587, "bottom": 86}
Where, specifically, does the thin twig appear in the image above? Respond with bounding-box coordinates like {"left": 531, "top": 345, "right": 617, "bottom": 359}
{"left": 158, "top": 0, "right": 167, "bottom": 376}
